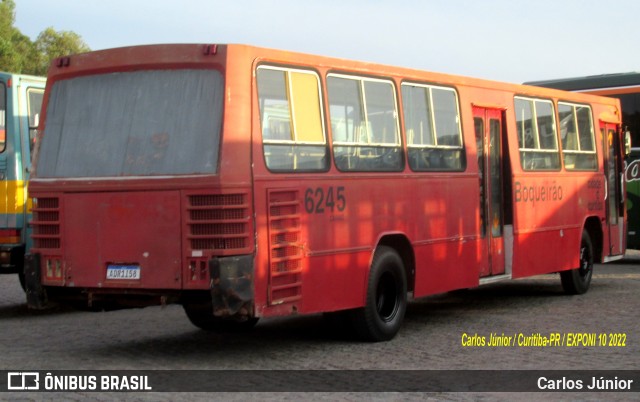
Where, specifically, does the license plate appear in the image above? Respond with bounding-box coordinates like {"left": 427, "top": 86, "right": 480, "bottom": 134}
{"left": 106, "top": 265, "right": 141, "bottom": 280}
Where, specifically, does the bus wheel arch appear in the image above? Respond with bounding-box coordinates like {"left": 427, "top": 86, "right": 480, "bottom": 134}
{"left": 375, "top": 234, "right": 415, "bottom": 293}
{"left": 583, "top": 217, "right": 603, "bottom": 263}
{"left": 352, "top": 240, "right": 411, "bottom": 342}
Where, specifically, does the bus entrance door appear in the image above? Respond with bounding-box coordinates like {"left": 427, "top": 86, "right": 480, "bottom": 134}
{"left": 601, "top": 122, "right": 625, "bottom": 257}
{"left": 473, "top": 107, "right": 505, "bottom": 277}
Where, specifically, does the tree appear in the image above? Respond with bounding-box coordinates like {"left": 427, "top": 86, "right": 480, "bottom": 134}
{"left": 0, "top": 0, "right": 90, "bottom": 75}
{"left": 11, "top": 30, "right": 39, "bottom": 73}
{"left": 32, "top": 27, "right": 91, "bottom": 75}
{"left": 0, "top": 0, "right": 22, "bottom": 72}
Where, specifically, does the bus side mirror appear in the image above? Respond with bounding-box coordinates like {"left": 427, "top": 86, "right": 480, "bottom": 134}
{"left": 625, "top": 130, "right": 632, "bottom": 156}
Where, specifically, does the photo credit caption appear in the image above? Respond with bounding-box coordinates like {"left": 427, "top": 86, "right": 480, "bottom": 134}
{"left": 461, "top": 332, "right": 627, "bottom": 347}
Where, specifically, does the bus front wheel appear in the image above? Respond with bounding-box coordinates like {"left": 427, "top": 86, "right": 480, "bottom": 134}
{"left": 561, "top": 230, "right": 593, "bottom": 295}
{"left": 351, "top": 246, "right": 407, "bottom": 342}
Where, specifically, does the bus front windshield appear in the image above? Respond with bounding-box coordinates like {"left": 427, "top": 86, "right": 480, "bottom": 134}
{"left": 37, "top": 69, "right": 223, "bottom": 178}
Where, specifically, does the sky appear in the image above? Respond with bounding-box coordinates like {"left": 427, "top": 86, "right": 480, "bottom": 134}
{"left": 13, "top": 0, "right": 640, "bottom": 84}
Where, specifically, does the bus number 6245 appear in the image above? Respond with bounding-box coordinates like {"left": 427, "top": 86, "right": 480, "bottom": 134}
{"left": 304, "top": 186, "right": 346, "bottom": 214}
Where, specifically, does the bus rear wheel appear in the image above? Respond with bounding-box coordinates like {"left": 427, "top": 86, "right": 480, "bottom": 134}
{"left": 351, "top": 246, "right": 407, "bottom": 342}
{"left": 561, "top": 230, "right": 593, "bottom": 295}
{"left": 183, "top": 303, "right": 259, "bottom": 332}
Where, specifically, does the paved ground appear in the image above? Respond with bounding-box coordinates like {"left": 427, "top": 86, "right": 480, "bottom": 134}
{"left": 0, "top": 253, "right": 638, "bottom": 401}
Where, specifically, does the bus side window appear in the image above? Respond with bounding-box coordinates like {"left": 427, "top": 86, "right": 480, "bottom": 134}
{"left": 327, "top": 75, "right": 402, "bottom": 172}
{"left": 0, "top": 82, "right": 6, "bottom": 152}
{"left": 558, "top": 102, "right": 597, "bottom": 171}
{"left": 256, "top": 66, "right": 327, "bottom": 172}
{"left": 401, "top": 83, "right": 464, "bottom": 171}
{"left": 27, "top": 88, "right": 44, "bottom": 156}
{"left": 514, "top": 97, "right": 560, "bottom": 171}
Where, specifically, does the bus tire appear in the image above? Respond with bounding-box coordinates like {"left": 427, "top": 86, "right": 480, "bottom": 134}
{"left": 561, "top": 230, "right": 593, "bottom": 295}
{"left": 183, "top": 303, "right": 259, "bottom": 332}
{"left": 351, "top": 246, "right": 407, "bottom": 342}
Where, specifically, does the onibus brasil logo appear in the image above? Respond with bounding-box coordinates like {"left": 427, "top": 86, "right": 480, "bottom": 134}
{"left": 6, "top": 372, "right": 152, "bottom": 391}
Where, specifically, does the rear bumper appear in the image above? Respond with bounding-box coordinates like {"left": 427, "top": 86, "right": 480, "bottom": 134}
{"left": 26, "top": 252, "right": 255, "bottom": 317}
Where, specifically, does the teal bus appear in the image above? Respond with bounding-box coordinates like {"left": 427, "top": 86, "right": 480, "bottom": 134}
{"left": 0, "top": 72, "right": 46, "bottom": 286}
{"left": 528, "top": 73, "right": 639, "bottom": 249}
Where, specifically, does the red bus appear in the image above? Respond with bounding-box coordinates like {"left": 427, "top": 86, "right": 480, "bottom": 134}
{"left": 25, "top": 44, "right": 627, "bottom": 341}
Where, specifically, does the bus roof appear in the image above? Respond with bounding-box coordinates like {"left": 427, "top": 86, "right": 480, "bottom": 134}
{"left": 0, "top": 71, "right": 46, "bottom": 81}
{"left": 42, "top": 43, "right": 621, "bottom": 112}
{"left": 525, "top": 72, "right": 640, "bottom": 91}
